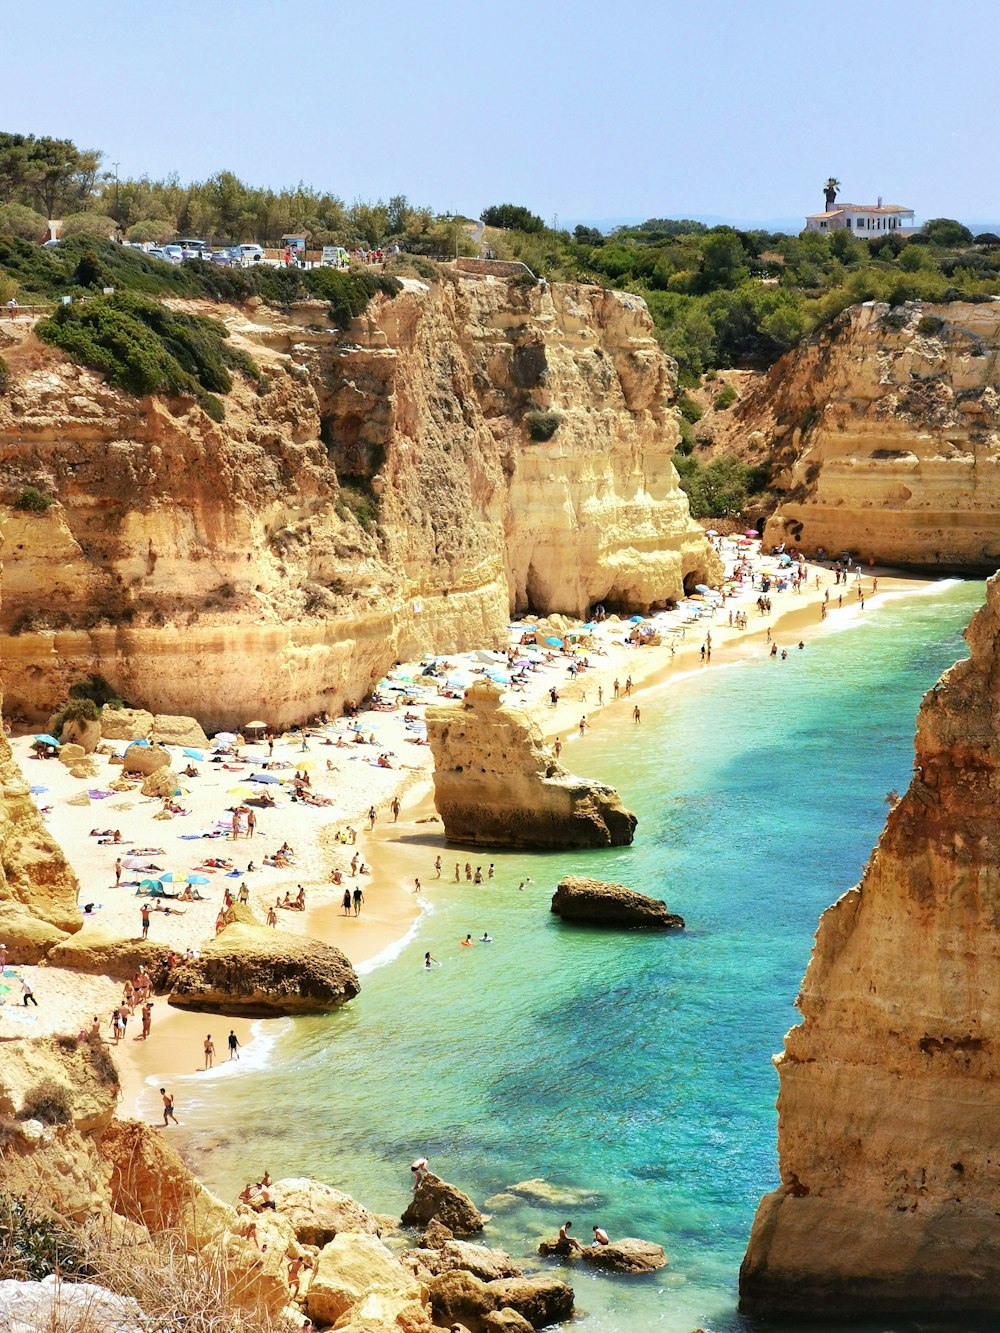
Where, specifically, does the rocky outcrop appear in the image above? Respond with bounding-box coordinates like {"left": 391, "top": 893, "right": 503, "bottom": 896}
{"left": 304, "top": 1232, "right": 426, "bottom": 1328}
{"left": 0, "top": 276, "right": 714, "bottom": 728}
{"left": 551, "top": 876, "right": 683, "bottom": 928}
{"left": 167, "top": 921, "right": 360, "bottom": 1015}
{"left": 729, "top": 301, "right": 1000, "bottom": 568}
{"left": 122, "top": 742, "right": 170, "bottom": 775}
{"left": 428, "top": 1270, "right": 574, "bottom": 1333}
{"left": 401, "top": 1172, "right": 485, "bottom": 1235}
{"left": 741, "top": 573, "right": 1000, "bottom": 1316}
{"left": 426, "top": 682, "right": 636, "bottom": 848}
{"left": 140, "top": 766, "right": 180, "bottom": 798}
{"left": 404, "top": 1239, "right": 523, "bottom": 1283}
{"left": 0, "top": 729, "right": 81, "bottom": 961}
{"left": 272, "top": 1177, "right": 381, "bottom": 1246}
{"left": 484, "top": 1178, "right": 604, "bottom": 1211}
{"left": 0, "top": 1278, "right": 144, "bottom": 1333}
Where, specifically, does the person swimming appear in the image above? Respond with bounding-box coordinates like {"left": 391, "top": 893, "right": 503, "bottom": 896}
{"left": 480, "top": 932, "right": 493, "bottom": 943}
{"left": 461, "top": 934, "right": 474, "bottom": 947}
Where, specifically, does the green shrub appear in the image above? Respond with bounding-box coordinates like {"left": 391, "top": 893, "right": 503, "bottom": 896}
{"left": 37, "top": 290, "right": 249, "bottom": 418}
{"left": 0, "top": 355, "right": 10, "bottom": 396}
{"left": 69, "top": 673, "right": 124, "bottom": 708}
{"left": 713, "top": 384, "right": 738, "bottom": 410}
{"left": 338, "top": 484, "right": 379, "bottom": 533}
{"left": 525, "top": 409, "right": 561, "bottom": 441}
{"left": 676, "top": 418, "right": 696, "bottom": 455}
{"left": 14, "top": 485, "right": 54, "bottom": 513}
{"left": 916, "top": 314, "right": 945, "bottom": 336}
{"left": 0, "top": 1193, "right": 90, "bottom": 1280}
{"left": 674, "top": 453, "right": 769, "bottom": 518}
{"left": 19, "top": 1076, "right": 73, "bottom": 1125}
{"left": 677, "top": 391, "right": 703, "bottom": 424}
{"left": 50, "top": 695, "right": 101, "bottom": 738}
{"left": 307, "top": 268, "right": 401, "bottom": 329}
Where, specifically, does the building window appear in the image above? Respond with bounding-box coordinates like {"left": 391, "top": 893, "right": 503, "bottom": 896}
{"left": 856, "top": 218, "right": 864, "bottom": 228}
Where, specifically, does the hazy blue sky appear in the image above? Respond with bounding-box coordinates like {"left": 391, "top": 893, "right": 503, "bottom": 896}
{"left": 8, "top": 0, "right": 1000, "bottom": 226}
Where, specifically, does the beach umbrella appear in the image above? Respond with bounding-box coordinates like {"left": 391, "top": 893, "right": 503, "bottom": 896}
{"left": 628, "top": 616, "right": 644, "bottom": 625}
{"left": 544, "top": 636, "right": 564, "bottom": 647}
{"left": 157, "top": 871, "right": 174, "bottom": 882}
{"left": 213, "top": 732, "right": 237, "bottom": 748}
{"left": 33, "top": 734, "right": 61, "bottom": 747}
{"left": 186, "top": 873, "right": 210, "bottom": 885}
{"left": 29, "top": 785, "right": 48, "bottom": 795}
{"left": 297, "top": 760, "right": 316, "bottom": 772}
{"left": 744, "top": 529, "right": 760, "bottom": 537}
{"left": 245, "top": 720, "right": 268, "bottom": 731}
{"left": 705, "top": 529, "right": 719, "bottom": 536}
{"left": 182, "top": 748, "right": 203, "bottom": 761}
{"left": 249, "top": 773, "right": 282, "bottom": 785}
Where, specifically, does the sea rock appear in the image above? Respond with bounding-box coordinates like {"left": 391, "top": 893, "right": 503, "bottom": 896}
{"left": 740, "top": 572, "right": 1000, "bottom": 1316}
{"left": 123, "top": 743, "right": 171, "bottom": 776}
{"left": 428, "top": 1270, "right": 574, "bottom": 1333}
{"left": 578, "top": 1238, "right": 668, "bottom": 1273}
{"left": 403, "top": 1240, "right": 523, "bottom": 1282}
{"left": 490, "top": 1178, "right": 604, "bottom": 1210}
{"left": 426, "top": 682, "right": 637, "bottom": 849}
{"left": 551, "top": 876, "right": 684, "bottom": 929}
{"left": 304, "top": 1231, "right": 424, "bottom": 1327}
{"left": 401, "top": 1172, "right": 485, "bottom": 1236}
{"left": 420, "top": 1217, "right": 455, "bottom": 1248}
{"left": 272, "top": 1177, "right": 381, "bottom": 1246}
{"left": 167, "top": 921, "right": 360, "bottom": 1016}
{"left": 140, "top": 767, "right": 180, "bottom": 798}
{"left": 57, "top": 742, "right": 86, "bottom": 766}
{"left": 482, "top": 1311, "right": 534, "bottom": 1333}
{"left": 101, "top": 708, "right": 154, "bottom": 741}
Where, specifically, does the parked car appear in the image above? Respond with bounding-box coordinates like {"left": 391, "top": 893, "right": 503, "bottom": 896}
{"left": 174, "top": 238, "right": 209, "bottom": 256}
{"left": 160, "top": 245, "right": 184, "bottom": 264}
{"left": 233, "top": 244, "right": 265, "bottom": 265}
{"left": 147, "top": 248, "right": 169, "bottom": 261}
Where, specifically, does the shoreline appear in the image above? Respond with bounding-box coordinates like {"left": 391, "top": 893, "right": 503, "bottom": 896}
{"left": 6, "top": 552, "right": 944, "bottom": 1129}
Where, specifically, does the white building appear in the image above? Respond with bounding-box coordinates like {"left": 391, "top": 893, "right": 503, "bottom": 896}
{"left": 805, "top": 198, "right": 915, "bottom": 235}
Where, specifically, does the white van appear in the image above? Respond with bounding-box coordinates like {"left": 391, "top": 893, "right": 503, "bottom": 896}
{"left": 234, "top": 244, "right": 265, "bottom": 265}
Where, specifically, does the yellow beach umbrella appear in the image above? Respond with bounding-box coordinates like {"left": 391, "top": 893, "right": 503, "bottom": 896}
{"left": 296, "top": 760, "right": 316, "bottom": 772}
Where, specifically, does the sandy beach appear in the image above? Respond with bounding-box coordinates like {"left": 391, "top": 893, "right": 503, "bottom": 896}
{"left": 2, "top": 541, "right": 932, "bottom": 1128}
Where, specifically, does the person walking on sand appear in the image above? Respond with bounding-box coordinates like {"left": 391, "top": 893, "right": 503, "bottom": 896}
{"left": 414, "top": 877, "right": 422, "bottom": 893}
{"left": 352, "top": 886, "right": 363, "bottom": 916}
{"left": 342, "top": 888, "right": 352, "bottom": 915}
{"left": 391, "top": 796, "right": 400, "bottom": 822}
{"left": 141, "top": 1002, "right": 153, "bottom": 1040}
{"left": 115, "top": 857, "right": 122, "bottom": 886}
{"left": 161, "top": 1088, "right": 179, "bottom": 1126}
{"left": 266, "top": 904, "right": 277, "bottom": 927}
{"left": 633, "top": 705, "right": 641, "bottom": 724}
{"left": 228, "top": 1029, "right": 240, "bottom": 1060}
{"left": 21, "top": 976, "right": 37, "bottom": 1007}
{"left": 434, "top": 855, "right": 442, "bottom": 878}
{"left": 368, "top": 806, "right": 377, "bottom": 830}
{"left": 140, "top": 904, "right": 151, "bottom": 940}
{"left": 203, "top": 1034, "right": 215, "bottom": 1070}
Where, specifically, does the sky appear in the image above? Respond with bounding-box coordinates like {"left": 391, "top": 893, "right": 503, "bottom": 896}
{"left": 7, "top": 0, "right": 1000, "bottom": 229}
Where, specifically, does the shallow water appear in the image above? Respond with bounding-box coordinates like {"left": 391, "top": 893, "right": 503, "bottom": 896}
{"left": 178, "top": 579, "right": 986, "bottom": 1332}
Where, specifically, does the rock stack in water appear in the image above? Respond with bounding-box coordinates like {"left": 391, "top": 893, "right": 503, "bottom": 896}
{"left": 426, "top": 682, "right": 636, "bottom": 849}
{"left": 551, "top": 876, "right": 683, "bottom": 929}
{"left": 741, "top": 572, "right": 1000, "bottom": 1317}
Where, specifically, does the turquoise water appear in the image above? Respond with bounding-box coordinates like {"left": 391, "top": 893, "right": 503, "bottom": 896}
{"left": 179, "top": 580, "right": 985, "bottom": 1332}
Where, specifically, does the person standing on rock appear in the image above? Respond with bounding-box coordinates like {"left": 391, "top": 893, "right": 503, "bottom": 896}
{"left": 140, "top": 903, "right": 151, "bottom": 940}
{"left": 161, "top": 1088, "right": 179, "bottom": 1126}
{"left": 203, "top": 1034, "right": 215, "bottom": 1070}
{"left": 411, "top": 1156, "right": 429, "bottom": 1184}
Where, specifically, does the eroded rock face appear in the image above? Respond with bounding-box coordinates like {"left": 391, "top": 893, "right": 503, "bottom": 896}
{"left": 0, "top": 278, "right": 714, "bottom": 728}
{"left": 427, "top": 682, "right": 636, "bottom": 849}
{"left": 401, "top": 1172, "right": 485, "bottom": 1235}
{"left": 167, "top": 921, "right": 360, "bottom": 1016}
{"left": 551, "top": 876, "right": 683, "bottom": 928}
{"left": 305, "top": 1232, "right": 425, "bottom": 1328}
{"left": 272, "top": 1177, "right": 381, "bottom": 1246}
{"left": 731, "top": 301, "right": 1000, "bottom": 567}
{"left": 741, "top": 573, "right": 1000, "bottom": 1316}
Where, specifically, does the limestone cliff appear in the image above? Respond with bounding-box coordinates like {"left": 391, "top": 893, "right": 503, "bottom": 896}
{"left": 0, "top": 274, "right": 713, "bottom": 728}
{"left": 728, "top": 301, "right": 1000, "bottom": 568}
{"left": 426, "top": 681, "right": 636, "bottom": 848}
{"left": 741, "top": 573, "right": 1000, "bottom": 1316}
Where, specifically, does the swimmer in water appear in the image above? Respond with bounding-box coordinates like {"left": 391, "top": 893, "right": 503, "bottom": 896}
{"left": 480, "top": 932, "right": 493, "bottom": 943}
{"left": 461, "top": 934, "right": 474, "bottom": 947}
{"left": 423, "top": 952, "right": 439, "bottom": 969}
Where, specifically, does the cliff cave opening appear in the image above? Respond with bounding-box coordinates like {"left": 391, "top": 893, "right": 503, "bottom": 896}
{"left": 683, "top": 570, "right": 709, "bottom": 596}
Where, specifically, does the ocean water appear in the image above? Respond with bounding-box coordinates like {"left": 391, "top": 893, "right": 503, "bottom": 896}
{"left": 178, "top": 579, "right": 986, "bottom": 1332}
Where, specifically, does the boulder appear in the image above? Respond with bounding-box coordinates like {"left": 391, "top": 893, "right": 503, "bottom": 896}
{"left": 401, "top": 1172, "right": 484, "bottom": 1235}
{"left": 57, "top": 742, "right": 86, "bottom": 767}
{"left": 123, "top": 744, "right": 171, "bottom": 776}
{"left": 272, "top": 1177, "right": 381, "bottom": 1246}
{"left": 0, "top": 1277, "right": 144, "bottom": 1333}
{"left": 305, "top": 1231, "right": 424, "bottom": 1327}
{"left": 60, "top": 717, "right": 102, "bottom": 753}
{"left": 69, "top": 763, "right": 97, "bottom": 779}
{"left": 101, "top": 708, "right": 154, "bottom": 741}
{"left": 428, "top": 1271, "right": 574, "bottom": 1333}
{"left": 420, "top": 1217, "right": 454, "bottom": 1248}
{"left": 0, "top": 910, "right": 74, "bottom": 964}
{"left": 403, "top": 1240, "right": 523, "bottom": 1282}
{"left": 551, "top": 877, "right": 684, "bottom": 930}
{"left": 426, "top": 682, "right": 636, "bottom": 849}
{"left": 151, "top": 714, "right": 209, "bottom": 748}
{"left": 578, "top": 1238, "right": 668, "bottom": 1273}
{"left": 140, "top": 767, "right": 180, "bottom": 799}
{"left": 167, "top": 921, "right": 360, "bottom": 1016}
{"left": 482, "top": 1311, "right": 534, "bottom": 1333}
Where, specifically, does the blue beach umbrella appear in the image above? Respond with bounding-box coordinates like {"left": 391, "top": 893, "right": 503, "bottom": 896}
{"left": 628, "top": 616, "right": 644, "bottom": 624}
{"left": 33, "top": 734, "right": 61, "bottom": 747}
{"left": 157, "top": 871, "right": 174, "bottom": 883}
{"left": 182, "top": 748, "right": 203, "bottom": 761}
{"left": 544, "top": 637, "right": 564, "bottom": 647}
{"left": 250, "top": 773, "right": 282, "bottom": 784}
{"left": 186, "top": 873, "right": 210, "bottom": 885}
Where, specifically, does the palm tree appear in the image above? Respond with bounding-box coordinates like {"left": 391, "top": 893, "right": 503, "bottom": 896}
{"left": 824, "top": 177, "right": 841, "bottom": 211}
